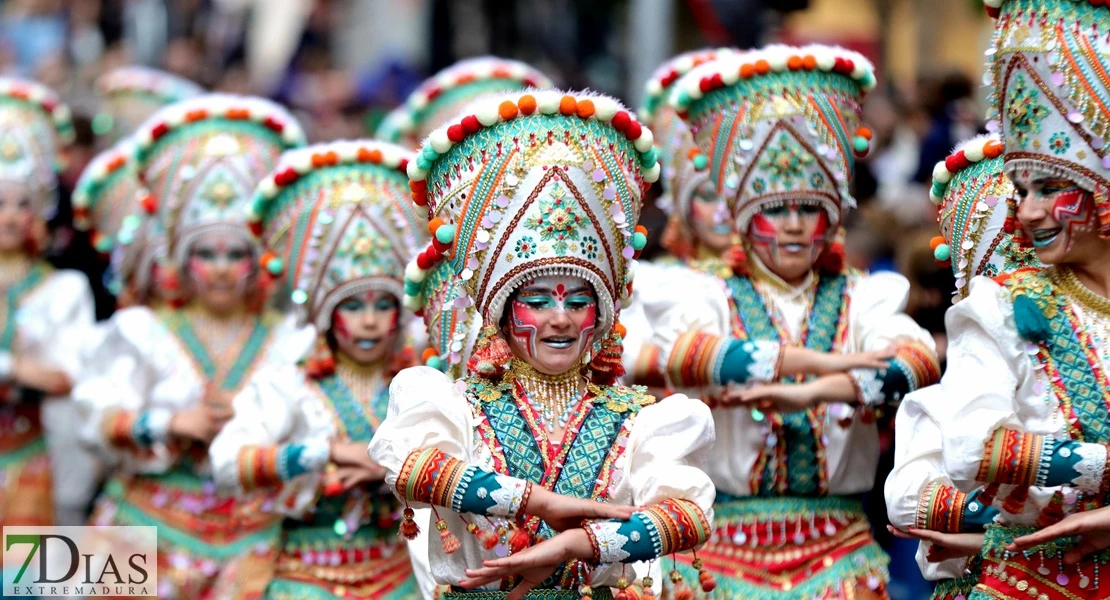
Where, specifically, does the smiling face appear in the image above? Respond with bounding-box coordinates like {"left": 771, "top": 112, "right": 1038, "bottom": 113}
{"left": 746, "top": 199, "right": 831, "bottom": 285}
{"left": 185, "top": 230, "right": 256, "bottom": 314}
{"left": 330, "top": 290, "right": 400, "bottom": 365}
{"left": 687, "top": 182, "right": 734, "bottom": 253}
{"left": 0, "top": 182, "right": 35, "bottom": 253}
{"left": 504, "top": 275, "right": 598, "bottom": 376}
{"left": 1012, "top": 169, "right": 1102, "bottom": 266}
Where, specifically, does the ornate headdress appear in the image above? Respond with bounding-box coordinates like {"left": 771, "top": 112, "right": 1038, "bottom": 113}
{"left": 641, "top": 48, "right": 738, "bottom": 238}
{"left": 132, "top": 94, "right": 306, "bottom": 267}
{"left": 403, "top": 90, "right": 659, "bottom": 379}
{"left": 0, "top": 78, "right": 75, "bottom": 219}
{"left": 73, "top": 140, "right": 151, "bottom": 254}
{"left": 929, "top": 134, "right": 1041, "bottom": 301}
{"left": 247, "top": 140, "right": 425, "bottom": 331}
{"left": 984, "top": 0, "right": 1110, "bottom": 236}
{"left": 668, "top": 45, "right": 876, "bottom": 234}
{"left": 374, "top": 57, "right": 554, "bottom": 149}
{"left": 96, "top": 67, "right": 204, "bottom": 143}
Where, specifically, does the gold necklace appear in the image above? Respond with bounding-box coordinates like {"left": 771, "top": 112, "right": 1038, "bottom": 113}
{"left": 334, "top": 352, "right": 384, "bottom": 405}
{"left": 1051, "top": 266, "right": 1110, "bottom": 320}
{"left": 506, "top": 359, "right": 585, "bottom": 433}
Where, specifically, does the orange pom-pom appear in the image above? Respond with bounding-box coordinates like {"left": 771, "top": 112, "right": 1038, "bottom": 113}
{"left": 422, "top": 348, "right": 439, "bottom": 362}
{"left": 508, "top": 526, "right": 531, "bottom": 554}
{"left": 787, "top": 56, "right": 804, "bottom": 70}
{"left": 739, "top": 63, "right": 756, "bottom": 79}
{"left": 518, "top": 94, "right": 537, "bottom": 115}
{"left": 479, "top": 529, "right": 499, "bottom": 550}
{"left": 802, "top": 55, "right": 818, "bottom": 70}
{"left": 857, "top": 126, "right": 873, "bottom": 141}
{"left": 428, "top": 217, "right": 445, "bottom": 236}
{"left": 576, "top": 99, "right": 595, "bottom": 118}
{"left": 559, "top": 95, "right": 578, "bottom": 116}
{"left": 984, "top": 140, "right": 1004, "bottom": 159}
{"left": 754, "top": 59, "right": 771, "bottom": 74}
{"left": 929, "top": 236, "right": 947, "bottom": 251}
{"left": 613, "top": 322, "right": 627, "bottom": 338}
{"left": 499, "top": 101, "right": 518, "bottom": 120}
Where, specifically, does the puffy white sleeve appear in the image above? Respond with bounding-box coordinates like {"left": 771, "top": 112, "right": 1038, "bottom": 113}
{"left": 208, "top": 363, "right": 330, "bottom": 514}
{"left": 367, "top": 366, "right": 477, "bottom": 499}
{"left": 933, "top": 277, "right": 1026, "bottom": 491}
{"left": 885, "top": 386, "right": 947, "bottom": 529}
{"left": 20, "top": 270, "right": 96, "bottom": 379}
{"left": 582, "top": 394, "right": 717, "bottom": 564}
{"left": 648, "top": 267, "right": 732, "bottom": 370}
{"left": 848, "top": 272, "right": 934, "bottom": 351}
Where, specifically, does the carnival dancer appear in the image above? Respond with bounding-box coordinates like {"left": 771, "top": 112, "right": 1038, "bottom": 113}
{"left": 650, "top": 46, "right": 941, "bottom": 598}
{"left": 0, "top": 78, "right": 95, "bottom": 527}
{"left": 208, "top": 140, "right": 428, "bottom": 600}
{"left": 74, "top": 94, "right": 313, "bottom": 599}
{"left": 375, "top": 57, "right": 554, "bottom": 151}
{"left": 917, "top": 1, "right": 1110, "bottom": 598}
{"left": 95, "top": 66, "right": 203, "bottom": 146}
{"left": 884, "top": 133, "right": 1040, "bottom": 600}
{"left": 369, "top": 89, "right": 719, "bottom": 600}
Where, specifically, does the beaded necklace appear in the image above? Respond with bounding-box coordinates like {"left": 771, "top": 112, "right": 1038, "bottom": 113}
{"left": 506, "top": 359, "right": 585, "bottom": 433}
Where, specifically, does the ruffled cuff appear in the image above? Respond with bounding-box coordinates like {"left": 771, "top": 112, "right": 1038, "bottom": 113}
{"left": 583, "top": 498, "right": 711, "bottom": 564}
{"left": 397, "top": 447, "right": 531, "bottom": 518}
{"left": 915, "top": 482, "right": 999, "bottom": 533}
{"left": 977, "top": 428, "right": 1110, "bottom": 493}
{"left": 102, "top": 407, "right": 172, "bottom": 449}
{"left": 665, "top": 331, "right": 780, "bottom": 388}
{"left": 850, "top": 340, "right": 941, "bottom": 406}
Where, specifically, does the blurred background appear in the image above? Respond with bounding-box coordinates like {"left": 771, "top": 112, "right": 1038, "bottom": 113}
{"left": 1, "top": 1, "right": 994, "bottom": 597}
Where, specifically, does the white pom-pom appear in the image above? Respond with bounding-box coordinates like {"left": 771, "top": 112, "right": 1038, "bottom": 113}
{"left": 643, "top": 162, "right": 661, "bottom": 184}
{"left": 73, "top": 191, "right": 89, "bottom": 208}
{"left": 429, "top": 129, "right": 452, "bottom": 154}
{"left": 633, "top": 128, "right": 654, "bottom": 152}
{"left": 964, "top": 143, "right": 985, "bottom": 163}
{"left": 675, "top": 56, "right": 695, "bottom": 73}
{"left": 536, "top": 91, "right": 561, "bottom": 115}
{"left": 929, "top": 191, "right": 944, "bottom": 206}
{"left": 405, "top": 260, "right": 426, "bottom": 283}
{"left": 472, "top": 63, "right": 493, "bottom": 79}
{"left": 402, "top": 294, "right": 422, "bottom": 312}
{"left": 593, "top": 97, "right": 619, "bottom": 122}
{"left": 410, "top": 93, "right": 429, "bottom": 112}
{"left": 53, "top": 105, "right": 72, "bottom": 124}
{"left": 258, "top": 178, "right": 278, "bottom": 198}
{"left": 166, "top": 109, "right": 186, "bottom": 128}
{"left": 136, "top": 128, "right": 154, "bottom": 147}
{"left": 506, "top": 63, "right": 527, "bottom": 79}
{"left": 645, "top": 80, "right": 663, "bottom": 97}
{"left": 683, "top": 75, "right": 703, "bottom": 100}
{"left": 984, "top": 0, "right": 1002, "bottom": 7}
{"left": 722, "top": 68, "right": 740, "bottom": 86}
{"left": 932, "top": 162, "right": 953, "bottom": 184}
{"left": 283, "top": 127, "right": 303, "bottom": 146}
{"left": 475, "top": 102, "right": 500, "bottom": 127}
{"left": 815, "top": 53, "right": 836, "bottom": 71}
{"left": 291, "top": 153, "right": 313, "bottom": 175}
{"left": 768, "top": 55, "right": 788, "bottom": 72}
{"left": 27, "top": 86, "right": 45, "bottom": 102}
{"left": 337, "top": 144, "right": 358, "bottom": 163}
{"left": 851, "top": 64, "right": 867, "bottom": 80}
{"left": 407, "top": 161, "right": 426, "bottom": 181}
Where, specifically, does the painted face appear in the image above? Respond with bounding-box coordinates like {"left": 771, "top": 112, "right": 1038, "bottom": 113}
{"left": 186, "top": 230, "right": 255, "bottom": 314}
{"left": 746, "top": 200, "right": 830, "bottom": 285}
{"left": 1013, "top": 168, "right": 1100, "bottom": 265}
{"left": 330, "top": 290, "right": 400, "bottom": 365}
{"left": 0, "top": 183, "right": 35, "bottom": 253}
{"left": 687, "top": 181, "right": 734, "bottom": 253}
{"left": 505, "top": 276, "right": 598, "bottom": 375}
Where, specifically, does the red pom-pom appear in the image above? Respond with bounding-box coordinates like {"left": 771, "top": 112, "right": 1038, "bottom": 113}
{"left": 263, "top": 116, "right": 284, "bottom": 134}
{"left": 626, "top": 120, "right": 643, "bottom": 141}
{"left": 150, "top": 123, "right": 169, "bottom": 140}
{"left": 508, "top": 526, "right": 531, "bottom": 554}
{"left": 612, "top": 111, "right": 631, "bottom": 133}
{"left": 140, "top": 194, "right": 157, "bottom": 215}
{"left": 479, "top": 529, "right": 499, "bottom": 550}
{"left": 447, "top": 124, "right": 466, "bottom": 143}
{"left": 461, "top": 115, "right": 480, "bottom": 133}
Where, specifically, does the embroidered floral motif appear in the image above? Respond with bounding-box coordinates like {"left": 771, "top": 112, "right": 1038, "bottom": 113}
{"left": 514, "top": 236, "right": 537, "bottom": 258}
{"left": 744, "top": 341, "right": 780, "bottom": 381}
{"left": 1003, "top": 242, "right": 1036, "bottom": 273}
{"left": 469, "top": 378, "right": 511, "bottom": 403}
{"left": 809, "top": 172, "right": 826, "bottom": 189}
{"left": 329, "top": 218, "right": 394, "bottom": 285}
{"left": 488, "top": 474, "right": 528, "bottom": 516}
{"left": 587, "top": 520, "right": 632, "bottom": 563}
{"left": 757, "top": 133, "right": 815, "bottom": 190}
{"left": 1070, "top": 443, "right": 1107, "bottom": 493}
{"left": 587, "top": 384, "right": 655, "bottom": 414}
{"left": 580, "top": 235, "right": 600, "bottom": 260}
{"left": 523, "top": 183, "right": 583, "bottom": 256}
{"left": 850, "top": 369, "right": 885, "bottom": 406}
{"left": 1048, "top": 132, "right": 1071, "bottom": 155}
{"left": 1006, "top": 74, "right": 1049, "bottom": 150}
{"left": 751, "top": 178, "right": 766, "bottom": 194}
{"left": 1003, "top": 269, "right": 1061, "bottom": 319}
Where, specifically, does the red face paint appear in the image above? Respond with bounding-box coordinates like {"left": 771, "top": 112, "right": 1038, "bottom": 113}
{"left": 508, "top": 276, "right": 597, "bottom": 361}
{"left": 1050, "top": 187, "right": 1095, "bottom": 252}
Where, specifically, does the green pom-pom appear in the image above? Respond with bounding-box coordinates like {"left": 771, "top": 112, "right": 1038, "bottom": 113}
{"left": 404, "top": 280, "right": 422, "bottom": 296}
{"left": 931, "top": 181, "right": 948, "bottom": 198}
{"left": 1012, "top": 294, "right": 1051, "bottom": 343}
{"left": 117, "top": 230, "right": 134, "bottom": 245}
{"left": 291, "top": 289, "right": 308, "bottom": 304}
{"left": 852, "top": 136, "right": 870, "bottom": 154}
{"left": 266, "top": 257, "right": 284, "bottom": 275}
{"left": 859, "top": 71, "right": 876, "bottom": 89}
{"left": 421, "top": 145, "right": 438, "bottom": 161}
{"left": 91, "top": 113, "right": 114, "bottom": 136}
{"left": 676, "top": 90, "right": 691, "bottom": 107}
{"left": 416, "top": 155, "right": 433, "bottom": 171}
{"left": 122, "top": 214, "right": 141, "bottom": 230}
{"left": 426, "top": 356, "right": 444, "bottom": 371}
{"left": 640, "top": 147, "right": 658, "bottom": 168}
{"left": 692, "top": 154, "right": 708, "bottom": 170}
{"left": 631, "top": 231, "right": 647, "bottom": 251}
{"left": 933, "top": 243, "right": 951, "bottom": 262}
{"left": 435, "top": 224, "right": 456, "bottom": 244}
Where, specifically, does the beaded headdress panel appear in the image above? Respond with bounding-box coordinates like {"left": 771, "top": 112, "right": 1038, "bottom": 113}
{"left": 403, "top": 90, "right": 659, "bottom": 371}
{"left": 668, "top": 45, "right": 876, "bottom": 233}
{"left": 929, "top": 134, "right": 1041, "bottom": 301}
{"left": 73, "top": 140, "right": 151, "bottom": 254}
{"left": 96, "top": 67, "right": 203, "bottom": 144}
{"left": 249, "top": 140, "right": 424, "bottom": 330}
{"left": 641, "top": 48, "right": 738, "bottom": 230}
{"left": 984, "top": 0, "right": 1110, "bottom": 236}
{"left": 375, "top": 57, "right": 554, "bottom": 150}
{"left": 0, "top": 78, "right": 75, "bottom": 218}
{"left": 133, "top": 94, "right": 306, "bottom": 267}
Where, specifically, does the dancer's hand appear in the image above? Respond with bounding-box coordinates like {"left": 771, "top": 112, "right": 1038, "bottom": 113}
{"left": 330, "top": 441, "right": 378, "bottom": 469}
{"left": 724, "top": 381, "right": 819, "bottom": 412}
{"left": 460, "top": 529, "right": 593, "bottom": 599}
{"left": 1007, "top": 507, "right": 1110, "bottom": 564}
{"left": 887, "top": 525, "right": 984, "bottom": 562}
{"left": 202, "top": 385, "right": 235, "bottom": 420}
{"left": 525, "top": 487, "right": 638, "bottom": 531}
{"left": 811, "top": 347, "right": 895, "bottom": 374}
{"left": 11, "top": 357, "right": 72, "bottom": 396}
{"left": 328, "top": 465, "right": 386, "bottom": 494}
{"left": 169, "top": 405, "right": 227, "bottom": 443}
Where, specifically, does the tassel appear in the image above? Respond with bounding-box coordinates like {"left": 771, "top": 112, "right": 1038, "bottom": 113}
{"left": 302, "top": 337, "right": 337, "bottom": 380}
{"left": 640, "top": 576, "right": 655, "bottom": 600}
{"left": 694, "top": 557, "right": 717, "bottom": 593}
{"left": 467, "top": 325, "right": 513, "bottom": 377}
{"left": 978, "top": 483, "right": 1001, "bottom": 507}
{"left": 322, "top": 464, "right": 343, "bottom": 496}
{"left": 588, "top": 324, "right": 626, "bottom": 385}
{"left": 669, "top": 569, "right": 694, "bottom": 600}
{"left": 614, "top": 576, "right": 631, "bottom": 600}
{"left": 399, "top": 506, "right": 420, "bottom": 540}
{"left": 578, "top": 585, "right": 594, "bottom": 600}
{"left": 1037, "top": 490, "right": 1066, "bottom": 528}
{"left": 1002, "top": 485, "right": 1030, "bottom": 515}
{"left": 508, "top": 525, "right": 531, "bottom": 554}
{"left": 1012, "top": 294, "right": 1051, "bottom": 343}
{"left": 478, "top": 528, "right": 499, "bottom": 550}
{"left": 816, "top": 227, "right": 846, "bottom": 274}
{"left": 436, "top": 518, "right": 461, "bottom": 554}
